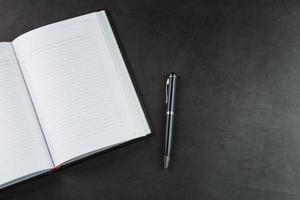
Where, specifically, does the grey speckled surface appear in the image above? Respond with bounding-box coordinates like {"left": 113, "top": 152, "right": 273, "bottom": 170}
{"left": 1, "top": 0, "right": 300, "bottom": 199}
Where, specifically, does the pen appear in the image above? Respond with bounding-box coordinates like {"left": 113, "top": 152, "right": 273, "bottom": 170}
{"left": 164, "top": 72, "right": 177, "bottom": 169}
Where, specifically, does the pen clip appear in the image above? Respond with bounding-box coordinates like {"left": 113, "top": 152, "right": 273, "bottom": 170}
{"left": 165, "top": 77, "right": 170, "bottom": 104}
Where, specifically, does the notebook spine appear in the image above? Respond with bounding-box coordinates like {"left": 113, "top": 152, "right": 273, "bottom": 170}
{"left": 51, "top": 166, "right": 60, "bottom": 172}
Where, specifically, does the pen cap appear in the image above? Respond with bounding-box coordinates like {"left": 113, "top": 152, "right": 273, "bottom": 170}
{"left": 166, "top": 73, "right": 177, "bottom": 112}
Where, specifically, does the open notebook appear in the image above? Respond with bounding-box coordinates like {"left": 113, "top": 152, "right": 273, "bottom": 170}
{"left": 0, "top": 11, "right": 151, "bottom": 189}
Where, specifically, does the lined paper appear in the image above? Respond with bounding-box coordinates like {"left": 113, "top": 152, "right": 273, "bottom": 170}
{"left": 13, "top": 12, "right": 150, "bottom": 166}
{"left": 0, "top": 43, "right": 53, "bottom": 187}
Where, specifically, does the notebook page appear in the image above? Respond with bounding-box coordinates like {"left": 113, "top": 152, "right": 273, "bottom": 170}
{"left": 12, "top": 13, "right": 149, "bottom": 166}
{"left": 97, "top": 11, "right": 151, "bottom": 135}
{"left": 0, "top": 43, "right": 53, "bottom": 188}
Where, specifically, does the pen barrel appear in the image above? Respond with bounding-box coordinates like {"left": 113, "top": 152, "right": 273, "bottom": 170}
{"left": 164, "top": 112, "right": 175, "bottom": 156}
{"left": 164, "top": 73, "right": 177, "bottom": 157}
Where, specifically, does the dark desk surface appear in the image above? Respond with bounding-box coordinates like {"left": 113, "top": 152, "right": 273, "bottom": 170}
{"left": 1, "top": 0, "right": 300, "bottom": 199}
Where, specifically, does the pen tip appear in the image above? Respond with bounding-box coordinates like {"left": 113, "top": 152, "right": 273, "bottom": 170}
{"left": 164, "top": 156, "right": 170, "bottom": 169}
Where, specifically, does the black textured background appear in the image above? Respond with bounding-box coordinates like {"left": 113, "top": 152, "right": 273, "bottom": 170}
{"left": 1, "top": 0, "right": 300, "bottom": 199}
